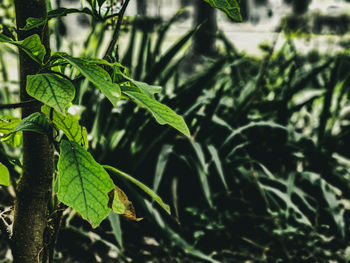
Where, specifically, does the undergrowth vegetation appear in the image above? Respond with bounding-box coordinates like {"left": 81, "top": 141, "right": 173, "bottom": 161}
{"left": 65, "top": 13, "right": 350, "bottom": 262}
{"left": 1, "top": 3, "right": 350, "bottom": 262}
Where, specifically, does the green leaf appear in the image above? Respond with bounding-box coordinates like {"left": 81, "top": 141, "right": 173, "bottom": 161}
{"left": 21, "top": 17, "right": 47, "bottom": 31}
{"left": 13, "top": 112, "right": 50, "bottom": 135}
{"left": 42, "top": 105, "right": 88, "bottom": 149}
{"left": 59, "top": 54, "right": 121, "bottom": 106}
{"left": 0, "top": 115, "right": 21, "bottom": 135}
{"left": 0, "top": 163, "right": 10, "bottom": 186}
{"left": 103, "top": 165, "right": 171, "bottom": 215}
{"left": 129, "top": 80, "right": 162, "bottom": 99}
{"left": 0, "top": 34, "right": 46, "bottom": 64}
{"left": 203, "top": 0, "right": 242, "bottom": 21}
{"left": 207, "top": 145, "right": 229, "bottom": 191}
{"left": 58, "top": 140, "right": 114, "bottom": 227}
{"left": 21, "top": 8, "right": 94, "bottom": 30}
{"left": 123, "top": 91, "right": 190, "bottom": 137}
{"left": 108, "top": 213, "right": 123, "bottom": 248}
{"left": 27, "top": 73, "right": 75, "bottom": 115}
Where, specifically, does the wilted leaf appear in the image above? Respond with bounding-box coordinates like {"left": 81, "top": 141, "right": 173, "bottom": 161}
{"left": 58, "top": 140, "right": 114, "bottom": 227}
{"left": 104, "top": 165, "right": 171, "bottom": 215}
{"left": 123, "top": 91, "right": 190, "bottom": 137}
{"left": 109, "top": 185, "right": 143, "bottom": 221}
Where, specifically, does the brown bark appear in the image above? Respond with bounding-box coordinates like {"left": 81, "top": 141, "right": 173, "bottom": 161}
{"left": 12, "top": 0, "right": 53, "bottom": 263}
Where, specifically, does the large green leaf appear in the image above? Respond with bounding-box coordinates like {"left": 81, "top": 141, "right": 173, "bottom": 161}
{"left": 58, "top": 140, "right": 114, "bottom": 227}
{"left": 103, "top": 165, "right": 171, "bottom": 215}
{"left": 27, "top": 73, "right": 75, "bottom": 115}
{"left": 123, "top": 91, "right": 190, "bottom": 137}
{"left": 58, "top": 54, "right": 121, "bottom": 106}
{"left": 42, "top": 105, "right": 88, "bottom": 149}
{"left": 13, "top": 112, "right": 50, "bottom": 135}
{"left": 203, "top": 0, "right": 242, "bottom": 21}
{"left": 0, "top": 163, "right": 10, "bottom": 186}
{"left": 0, "top": 33, "right": 46, "bottom": 64}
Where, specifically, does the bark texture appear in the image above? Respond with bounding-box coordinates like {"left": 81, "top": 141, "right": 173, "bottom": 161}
{"left": 12, "top": 0, "right": 53, "bottom": 262}
{"left": 192, "top": 0, "right": 218, "bottom": 57}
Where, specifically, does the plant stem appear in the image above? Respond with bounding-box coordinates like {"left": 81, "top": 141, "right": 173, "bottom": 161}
{"left": 103, "top": 0, "right": 130, "bottom": 61}
{"left": 0, "top": 100, "right": 36, "bottom": 110}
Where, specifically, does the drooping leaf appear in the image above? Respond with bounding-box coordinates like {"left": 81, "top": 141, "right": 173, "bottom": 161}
{"left": 144, "top": 27, "right": 198, "bottom": 83}
{"left": 0, "top": 163, "right": 10, "bottom": 186}
{"left": 27, "top": 73, "right": 75, "bottom": 115}
{"left": 109, "top": 186, "right": 125, "bottom": 214}
{"left": 153, "top": 144, "right": 173, "bottom": 193}
{"left": 109, "top": 185, "right": 142, "bottom": 221}
{"left": 42, "top": 105, "right": 88, "bottom": 149}
{"left": 191, "top": 141, "right": 213, "bottom": 207}
{"left": 13, "top": 112, "right": 50, "bottom": 135}
{"left": 203, "top": 0, "right": 242, "bottom": 22}
{"left": 58, "top": 54, "right": 121, "bottom": 106}
{"left": 21, "top": 17, "right": 47, "bottom": 31}
{"left": 58, "top": 140, "right": 114, "bottom": 227}
{"left": 129, "top": 80, "right": 162, "bottom": 99}
{"left": 123, "top": 91, "right": 190, "bottom": 137}
{"left": 207, "top": 145, "right": 228, "bottom": 191}
{"left": 103, "top": 165, "right": 171, "bottom": 215}
{"left": 108, "top": 213, "right": 123, "bottom": 248}
{"left": 0, "top": 33, "right": 46, "bottom": 64}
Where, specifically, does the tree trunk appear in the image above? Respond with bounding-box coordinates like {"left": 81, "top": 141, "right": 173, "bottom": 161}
{"left": 192, "top": 0, "right": 218, "bottom": 57}
{"left": 12, "top": 1, "right": 53, "bottom": 263}
{"left": 292, "top": 0, "right": 311, "bottom": 14}
{"left": 180, "top": 0, "right": 190, "bottom": 7}
{"left": 136, "top": 0, "right": 147, "bottom": 15}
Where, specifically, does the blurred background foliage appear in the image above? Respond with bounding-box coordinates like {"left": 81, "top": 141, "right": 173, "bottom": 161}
{"left": 1, "top": 0, "right": 350, "bottom": 262}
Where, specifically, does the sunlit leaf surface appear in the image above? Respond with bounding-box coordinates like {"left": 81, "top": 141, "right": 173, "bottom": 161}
{"left": 58, "top": 140, "right": 114, "bottom": 227}
{"left": 59, "top": 54, "right": 121, "bottom": 106}
{"left": 123, "top": 91, "right": 190, "bottom": 137}
{"left": 27, "top": 73, "right": 75, "bottom": 115}
{"left": 0, "top": 163, "right": 10, "bottom": 186}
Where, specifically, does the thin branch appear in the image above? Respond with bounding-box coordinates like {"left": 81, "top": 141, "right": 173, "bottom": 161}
{"left": 0, "top": 100, "right": 36, "bottom": 110}
{"left": 0, "top": 211, "right": 12, "bottom": 247}
{"left": 103, "top": 0, "right": 130, "bottom": 61}
{"left": 103, "top": 12, "right": 120, "bottom": 20}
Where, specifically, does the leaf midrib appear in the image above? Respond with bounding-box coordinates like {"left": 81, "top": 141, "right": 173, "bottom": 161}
{"left": 69, "top": 141, "right": 89, "bottom": 217}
